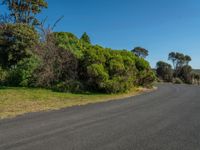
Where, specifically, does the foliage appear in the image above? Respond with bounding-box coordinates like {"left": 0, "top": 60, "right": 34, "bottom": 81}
{"left": 32, "top": 34, "right": 78, "bottom": 88}
{"left": 178, "top": 65, "right": 193, "bottom": 84}
{"left": 77, "top": 43, "right": 154, "bottom": 93}
{"left": 135, "top": 57, "right": 150, "bottom": 71}
{"left": 168, "top": 52, "right": 192, "bottom": 76}
{"left": 5, "top": 56, "right": 40, "bottom": 86}
{"left": 53, "top": 80, "right": 84, "bottom": 93}
{"left": 80, "top": 32, "right": 91, "bottom": 44}
{"left": 156, "top": 61, "right": 173, "bottom": 82}
{"left": 156, "top": 52, "right": 196, "bottom": 85}
{"left": 131, "top": 47, "right": 149, "bottom": 58}
{"left": 136, "top": 70, "right": 156, "bottom": 87}
{"left": 2, "top": 0, "right": 48, "bottom": 25}
{"left": 0, "top": 23, "right": 39, "bottom": 68}
{"left": 0, "top": 26, "right": 155, "bottom": 93}
{"left": 54, "top": 32, "right": 86, "bottom": 58}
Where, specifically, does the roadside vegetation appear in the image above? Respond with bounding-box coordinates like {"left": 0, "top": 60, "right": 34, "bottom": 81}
{"left": 0, "top": 0, "right": 156, "bottom": 118}
{"left": 156, "top": 52, "right": 200, "bottom": 85}
{"left": 0, "top": 87, "right": 150, "bottom": 119}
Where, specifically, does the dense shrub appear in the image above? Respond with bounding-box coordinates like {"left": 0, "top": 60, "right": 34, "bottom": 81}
{"left": 87, "top": 64, "right": 109, "bottom": 89}
{"left": 53, "top": 80, "right": 84, "bottom": 93}
{"left": 136, "top": 70, "right": 156, "bottom": 87}
{"left": 54, "top": 32, "right": 85, "bottom": 58}
{"left": 33, "top": 47, "right": 78, "bottom": 88}
{"left": 0, "top": 23, "right": 39, "bottom": 68}
{"left": 0, "top": 30, "right": 156, "bottom": 93}
{"left": 135, "top": 57, "right": 150, "bottom": 71}
{"left": 178, "top": 65, "right": 193, "bottom": 84}
{"left": 5, "top": 56, "right": 40, "bottom": 86}
{"left": 156, "top": 61, "right": 173, "bottom": 82}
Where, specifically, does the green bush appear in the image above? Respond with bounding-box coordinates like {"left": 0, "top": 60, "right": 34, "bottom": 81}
{"left": 135, "top": 57, "right": 150, "bottom": 71}
{"left": 6, "top": 56, "right": 40, "bottom": 87}
{"left": 109, "top": 55, "right": 125, "bottom": 76}
{"left": 104, "top": 76, "right": 134, "bottom": 93}
{"left": 136, "top": 70, "right": 156, "bottom": 87}
{"left": 53, "top": 80, "right": 84, "bottom": 93}
{"left": 156, "top": 61, "right": 173, "bottom": 82}
{"left": 0, "top": 23, "right": 39, "bottom": 68}
{"left": 54, "top": 32, "right": 85, "bottom": 58}
{"left": 87, "top": 64, "right": 109, "bottom": 91}
{"left": 1, "top": 29, "right": 156, "bottom": 93}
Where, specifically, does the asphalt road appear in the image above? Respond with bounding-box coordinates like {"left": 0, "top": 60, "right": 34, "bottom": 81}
{"left": 0, "top": 84, "right": 200, "bottom": 150}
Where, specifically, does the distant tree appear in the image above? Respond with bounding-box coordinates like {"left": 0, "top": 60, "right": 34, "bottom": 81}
{"left": 168, "top": 52, "right": 192, "bottom": 69}
{"left": 178, "top": 65, "right": 193, "bottom": 84}
{"left": 1, "top": 0, "right": 48, "bottom": 25}
{"left": 80, "top": 32, "right": 91, "bottom": 44}
{"left": 156, "top": 61, "right": 173, "bottom": 82}
{"left": 168, "top": 52, "right": 176, "bottom": 69}
{"left": 168, "top": 52, "right": 192, "bottom": 77}
{"left": 131, "top": 47, "right": 149, "bottom": 58}
{"left": 185, "top": 55, "right": 192, "bottom": 65}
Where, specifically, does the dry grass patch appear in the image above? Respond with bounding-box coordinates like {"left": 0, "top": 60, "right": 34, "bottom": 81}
{"left": 0, "top": 87, "right": 154, "bottom": 119}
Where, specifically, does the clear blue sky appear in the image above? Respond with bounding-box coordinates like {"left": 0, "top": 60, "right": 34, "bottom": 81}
{"left": 1, "top": 0, "right": 200, "bottom": 68}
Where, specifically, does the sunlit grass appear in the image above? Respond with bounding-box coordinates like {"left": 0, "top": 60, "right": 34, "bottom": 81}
{"left": 0, "top": 87, "right": 150, "bottom": 119}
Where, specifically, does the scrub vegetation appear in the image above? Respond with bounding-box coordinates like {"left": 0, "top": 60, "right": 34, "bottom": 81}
{"left": 156, "top": 52, "right": 200, "bottom": 85}
{"left": 0, "top": 0, "right": 156, "bottom": 118}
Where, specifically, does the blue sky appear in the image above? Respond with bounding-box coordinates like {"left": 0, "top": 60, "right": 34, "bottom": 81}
{"left": 1, "top": 0, "right": 200, "bottom": 68}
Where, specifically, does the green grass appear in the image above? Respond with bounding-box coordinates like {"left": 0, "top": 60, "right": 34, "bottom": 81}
{"left": 0, "top": 87, "right": 150, "bottom": 119}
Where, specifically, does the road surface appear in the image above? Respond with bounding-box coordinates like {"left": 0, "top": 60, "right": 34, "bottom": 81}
{"left": 0, "top": 84, "right": 200, "bottom": 150}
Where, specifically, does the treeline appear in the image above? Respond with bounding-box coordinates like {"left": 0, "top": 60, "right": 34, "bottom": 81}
{"left": 156, "top": 52, "right": 200, "bottom": 85}
{"left": 0, "top": 0, "right": 155, "bottom": 93}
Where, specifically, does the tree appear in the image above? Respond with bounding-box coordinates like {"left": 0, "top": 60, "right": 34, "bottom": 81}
{"left": 131, "top": 47, "right": 149, "bottom": 58}
{"left": 80, "top": 32, "right": 91, "bottom": 44}
{"left": 168, "top": 52, "right": 192, "bottom": 77}
{"left": 1, "top": 0, "right": 48, "bottom": 25}
{"left": 178, "top": 65, "right": 193, "bottom": 84}
{"left": 185, "top": 55, "right": 192, "bottom": 65}
{"left": 168, "top": 52, "right": 176, "bottom": 69}
{"left": 168, "top": 52, "right": 192, "bottom": 69}
{"left": 32, "top": 32, "right": 78, "bottom": 88}
{"left": 0, "top": 23, "right": 39, "bottom": 68}
{"left": 156, "top": 61, "right": 173, "bottom": 82}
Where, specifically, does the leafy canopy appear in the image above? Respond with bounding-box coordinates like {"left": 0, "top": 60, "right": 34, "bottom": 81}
{"left": 1, "top": 0, "right": 48, "bottom": 25}
{"left": 131, "top": 47, "right": 149, "bottom": 58}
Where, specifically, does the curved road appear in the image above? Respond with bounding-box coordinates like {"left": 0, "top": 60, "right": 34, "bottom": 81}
{"left": 0, "top": 84, "right": 200, "bottom": 150}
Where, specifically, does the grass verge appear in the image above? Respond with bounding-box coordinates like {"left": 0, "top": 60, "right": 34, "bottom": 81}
{"left": 0, "top": 87, "right": 154, "bottom": 119}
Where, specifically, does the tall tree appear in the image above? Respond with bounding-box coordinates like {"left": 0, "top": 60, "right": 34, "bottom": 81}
{"left": 80, "top": 32, "right": 91, "bottom": 44}
{"left": 168, "top": 52, "right": 176, "bottom": 69}
{"left": 185, "top": 55, "right": 192, "bottom": 65}
{"left": 168, "top": 52, "right": 192, "bottom": 71}
{"left": 1, "top": 0, "right": 48, "bottom": 25}
{"left": 131, "top": 47, "right": 149, "bottom": 58}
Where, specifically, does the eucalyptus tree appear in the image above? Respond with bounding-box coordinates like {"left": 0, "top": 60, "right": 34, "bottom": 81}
{"left": 1, "top": 0, "right": 48, "bottom": 25}
{"left": 168, "top": 52, "right": 192, "bottom": 77}
{"left": 131, "top": 47, "right": 149, "bottom": 58}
